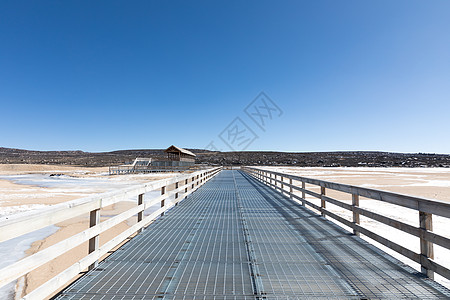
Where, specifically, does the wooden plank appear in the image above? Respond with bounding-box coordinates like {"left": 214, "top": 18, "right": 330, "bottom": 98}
{"left": 320, "top": 187, "right": 326, "bottom": 217}
{"left": 355, "top": 224, "right": 421, "bottom": 264}
{"left": 352, "top": 194, "right": 360, "bottom": 236}
{"left": 420, "top": 212, "right": 434, "bottom": 279}
{"left": 420, "top": 256, "right": 450, "bottom": 281}
{"left": 354, "top": 207, "right": 420, "bottom": 238}
{"left": 88, "top": 209, "right": 100, "bottom": 271}
{"left": 137, "top": 194, "right": 144, "bottom": 234}
{"left": 291, "top": 193, "right": 322, "bottom": 212}
{"left": 423, "top": 230, "right": 450, "bottom": 250}
{"left": 322, "top": 195, "right": 353, "bottom": 211}
{"left": 289, "top": 178, "right": 293, "bottom": 200}
{"left": 301, "top": 181, "right": 306, "bottom": 204}
{"left": 175, "top": 181, "right": 179, "bottom": 205}
{"left": 322, "top": 209, "right": 354, "bottom": 228}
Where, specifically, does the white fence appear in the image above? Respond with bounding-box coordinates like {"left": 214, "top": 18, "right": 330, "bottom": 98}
{"left": 0, "top": 167, "right": 222, "bottom": 299}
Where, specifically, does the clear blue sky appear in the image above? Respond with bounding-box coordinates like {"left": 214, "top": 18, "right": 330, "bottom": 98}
{"left": 1, "top": 1, "right": 449, "bottom": 153}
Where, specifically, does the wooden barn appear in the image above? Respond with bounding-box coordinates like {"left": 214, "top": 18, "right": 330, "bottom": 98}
{"left": 109, "top": 145, "right": 197, "bottom": 174}
{"left": 164, "top": 145, "right": 196, "bottom": 163}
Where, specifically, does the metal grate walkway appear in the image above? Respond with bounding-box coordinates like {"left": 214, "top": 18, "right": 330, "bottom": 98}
{"left": 55, "top": 170, "right": 450, "bottom": 299}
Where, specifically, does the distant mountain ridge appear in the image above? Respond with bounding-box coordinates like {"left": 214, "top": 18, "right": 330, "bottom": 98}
{"left": 0, "top": 147, "right": 449, "bottom": 168}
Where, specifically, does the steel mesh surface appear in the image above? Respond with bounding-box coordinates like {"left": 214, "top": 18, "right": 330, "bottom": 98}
{"left": 55, "top": 170, "right": 450, "bottom": 299}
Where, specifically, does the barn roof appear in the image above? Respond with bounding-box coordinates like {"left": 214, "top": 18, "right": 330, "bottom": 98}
{"left": 164, "top": 145, "right": 196, "bottom": 157}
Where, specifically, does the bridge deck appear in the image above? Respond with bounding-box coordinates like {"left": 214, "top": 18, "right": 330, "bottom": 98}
{"left": 55, "top": 170, "right": 450, "bottom": 299}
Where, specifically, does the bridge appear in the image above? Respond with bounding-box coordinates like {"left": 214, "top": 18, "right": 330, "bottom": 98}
{"left": 1, "top": 168, "right": 450, "bottom": 299}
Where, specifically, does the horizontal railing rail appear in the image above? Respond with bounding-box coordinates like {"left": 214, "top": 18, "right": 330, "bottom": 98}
{"left": 109, "top": 164, "right": 210, "bottom": 175}
{"left": 0, "top": 167, "right": 222, "bottom": 300}
{"left": 243, "top": 166, "right": 450, "bottom": 282}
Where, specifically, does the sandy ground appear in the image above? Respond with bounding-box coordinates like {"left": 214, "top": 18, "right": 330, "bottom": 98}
{"left": 0, "top": 164, "right": 175, "bottom": 299}
{"left": 2, "top": 165, "right": 450, "bottom": 297}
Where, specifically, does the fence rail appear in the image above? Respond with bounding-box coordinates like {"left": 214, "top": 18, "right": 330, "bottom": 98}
{"left": 243, "top": 167, "right": 450, "bottom": 281}
{"left": 0, "top": 167, "right": 222, "bottom": 300}
{"left": 109, "top": 164, "right": 210, "bottom": 175}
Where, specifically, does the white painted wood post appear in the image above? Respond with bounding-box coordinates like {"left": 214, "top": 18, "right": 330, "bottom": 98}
{"left": 88, "top": 209, "right": 100, "bottom": 270}
{"left": 175, "top": 182, "right": 179, "bottom": 205}
{"left": 137, "top": 194, "right": 144, "bottom": 233}
{"left": 420, "top": 211, "right": 434, "bottom": 279}
{"left": 185, "top": 179, "right": 188, "bottom": 193}
{"left": 192, "top": 176, "right": 195, "bottom": 189}
{"left": 352, "top": 194, "right": 360, "bottom": 236}
{"left": 161, "top": 186, "right": 166, "bottom": 216}
{"left": 281, "top": 176, "right": 284, "bottom": 193}
{"left": 320, "top": 186, "right": 326, "bottom": 217}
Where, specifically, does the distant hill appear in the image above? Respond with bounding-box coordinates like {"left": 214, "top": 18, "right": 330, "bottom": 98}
{"left": 0, "top": 147, "right": 449, "bottom": 168}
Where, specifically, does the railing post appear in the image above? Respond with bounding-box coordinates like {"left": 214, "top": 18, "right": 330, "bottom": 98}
{"left": 175, "top": 182, "right": 179, "bottom": 205}
{"left": 192, "top": 176, "right": 195, "bottom": 189}
{"left": 320, "top": 186, "right": 326, "bottom": 217}
{"left": 161, "top": 186, "right": 166, "bottom": 217}
{"left": 289, "top": 178, "right": 293, "bottom": 200}
{"left": 420, "top": 211, "right": 434, "bottom": 279}
{"left": 137, "top": 193, "right": 144, "bottom": 233}
{"left": 185, "top": 179, "right": 188, "bottom": 193}
{"left": 352, "top": 194, "right": 360, "bottom": 236}
{"left": 281, "top": 176, "right": 284, "bottom": 193}
{"left": 88, "top": 208, "right": 100, "bottom": 270}
{"left": 301, "top": 181, "right": 306, "bottom": 205}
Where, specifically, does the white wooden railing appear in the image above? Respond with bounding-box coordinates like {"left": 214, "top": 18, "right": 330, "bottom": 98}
{"left": 243, "top": 167, "right": 450, "bottom": 282}
{"left": 0, "top": 167, "right": 221, "bottom": 299}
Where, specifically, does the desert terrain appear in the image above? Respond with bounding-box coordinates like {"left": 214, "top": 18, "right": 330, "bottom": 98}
{"left": 1, "top": 164, "right": 450, "bottom": 297}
